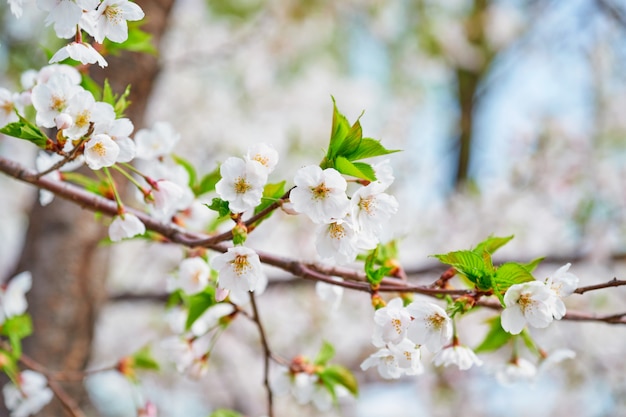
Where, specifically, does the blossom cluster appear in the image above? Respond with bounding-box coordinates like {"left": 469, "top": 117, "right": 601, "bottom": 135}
{"left": 360, "top": 298, "right": 482, "bottom": 379}
{"left": 290, "top": 161, "right": 398, "bottom": 265}
{"left": 8, "top": 0, "right": 145, "bottom": 68}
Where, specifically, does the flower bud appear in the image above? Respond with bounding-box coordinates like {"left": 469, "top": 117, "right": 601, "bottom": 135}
{"left": 54, "top": 113, "right": 73, "bottom": 130}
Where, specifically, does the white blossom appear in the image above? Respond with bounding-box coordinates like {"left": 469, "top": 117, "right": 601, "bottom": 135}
{"left": 160, "top": 333, "right": 211, "bottom": 378}
{"left": 371, "top": 159, "right": 395, "bottom": 190}
{"left": 501, "top": 281, "right": 554, "bottom": 335}
{"left": 62, "top": 90, "right": 115, "bottom": 139}
{"left": 94, "top": 117, "right": 136, "bottom": 162}
{"left": 2, "top": 370, "right": 53, "bottom": 417}
{"left": 290, "top": 165, "right": 350, "bottom": 223}
{"left": 0, "top": 272, "right": 32, "bottom": 324}
{"left": 315, "top": 218, "right": 360, "bottom": 265}
{"left": 0, "top": 88, "right": 20, "bottom": 127}
{"left": 49, "top": 42, "right": 108, "bottom": 68}
{"left": 315, "top": 277, "right": 343, "bottom": 312}
{"left": 215, "top": 157, "right": 268, "bottom": 213}
{"left": 35, "top": 64, "right": 82, "bottom": 86}
{"left": 84, "top": 134, "right": 120, "bottom": 170}
{"left": 433, "top": 345, "right": 483, "bottom": 371}
{"left": 372, "top": 297, "right": 412, "bottom": 347}
{"left": 108, "top": 213, "right": 145, "bottom": 242}
{"left": 495, "top": 358, "right": 537, "bottom": 385}
{"left": 211, "top": 246, "right": 266, "bottom": 303}
{"left": 245, "top": 143, "right": 279, "bottom": 174}
{"left": 84, "top": 0, "right": 145, "bottom": 43}
{"left": 545, "top": 263, "right": 579, "bottom": 320}
{"left": 7, "top": 0, "right": 23, "bottom": 17}
{"left": 150, "top": 179, "right": 185, "bottom": 220}
{"left": 37, "top": 0, "right": 100, "bottom": 38}
{"left": 171, "top": 257, "right": 210, "bottom": 295}
{"left": 361, "top": 340, "right": 423, "bottom": 379}
{"left": 538, "top": 348, "right": 576, "bottom": 374}
{"left": 406, "top": 301, "right": 453, "bottom": 353}
{"left": 31, "top": 73, "right": 82, "bottom": 128}
{"left": 134, "top": 122, "right": 180, "bottom": 159}
{"left": 351, "top": 181, "right": 398, "bottom": 245}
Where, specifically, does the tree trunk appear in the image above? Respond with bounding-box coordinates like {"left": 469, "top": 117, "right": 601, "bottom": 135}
{"left": 6, "top": 1, "right": 176, "bottom": 416}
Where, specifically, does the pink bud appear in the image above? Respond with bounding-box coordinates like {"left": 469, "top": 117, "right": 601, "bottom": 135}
{"left": 54, "top": 113, "right": 73, "bottom": 130}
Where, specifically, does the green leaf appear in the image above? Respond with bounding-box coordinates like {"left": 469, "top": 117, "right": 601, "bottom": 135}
{"left": 253, "top": 181, "right": 286, "bottom": 218}
{"left": 172, "top": 154, "right": 198, "bottom": 189}
{"left": 472, "top": 235, "right": 514, "bottom": 255}
{"left": 327, "top": 98, "right": 351, "bottom": 160}
{"left": 314, "top": 341, "right": 335, "bottom": 366}
{"left": 0, "top": 118, "right": 48, "bottom": 147}
{"left": 104, "top": 24, "right": 157, "bottom": 55}
{"left": 131, "top": 346, "right": 160, "bottom": 371}
{"left": 102, "top": 79, "right": 115, "bottom": 106}
{"left": 364, "top": 246, "right": 394, "bottom": 286}
{"left": 343, "top": 137, "right": 401, "bottom": 161}
{"left": 114, "top": 84, "right": 132, "bottom": 118}
{"left": 522, "top": 257, "right": 545, "bottom": 272}
{"left": 474, "top": 316, "right": 512, "bottom": 354}
{"left": 208, "top": 410, "right": 242, "bottom": 417}
{"left": 335, "top": 118, "right": 363, "bottom": 157}
{"left": 319, "top": 365, "right": 359, "bottom": 397}
{"left": 334, "top": 157, "right": 376, "bottom": 181}
{"left": 433, "top": 250, "right": 486, "bottom": 287}
{"left": 493, "top": 262, "right": 535, "bottom": 295}
{"left": 185, "top": 289, "right": 216, "bottom": 331}
{"left": 0, "top": 315, "right": 33, "bottom": 340}
{"left": 207, "top": 198, "right": 231, "bottom": 218}
{"left": 194, "top": 166, "right": 221, "bottom": 196}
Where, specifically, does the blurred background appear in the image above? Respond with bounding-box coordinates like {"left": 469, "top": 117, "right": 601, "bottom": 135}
{"left": 1, "top": 0, "right": 626, "bottom": 416}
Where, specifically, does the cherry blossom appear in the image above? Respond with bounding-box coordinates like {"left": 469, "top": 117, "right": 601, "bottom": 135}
{"left": 351, "top": 181, "right": 398, "bottom": 244}
{"left": 315, "top": 218, "right": 360, "bottom": 265}
{"left": 37, "top": 0, "right": 100, "bottom": 38}
{"left": 432, "top": 345, "right": 483, "bottom": 371}
{"left": 289, "top": 165, "right": 350, "bottom": 224}
{"left": 84, "top": 0, "right": 145, "bottom": 43}
{"left": 84, "top": 134, "right": 120, "bottom": 170}
{"left": 211, "top": 246, "right": 266, "bottom": 303}
{"left": 31, "top": 73, "right": 82, "bottom": 128}
{"left": 501, "top": 281, "right": 554, "bottom": 335}
{"left": 245, "top": 143, "right": 279, "bottom": 173}
{"left": 544, "top": 263, "right": 579, "bottom": 320}
{"left": 406, "top": 301, "right": 453, "bottom": 353}
{"left": 134, "top": 122, "right": 180, "bottom": 160}
{"left": 495, "top": 358, "right": 537, "bottom": 385}
{"left": 94, "top": 117, "right": 136, "bottom": 163}
{"left": 190, "top": 303, "right": 235, "bottom": 336}
{"left": 215, "top": 157, "right": 268, "bottom": 213}
{"left": 315, "top": 277, "right": 344, "bottom": 312}
{"left": 7, "top": 0, "right": 23, "bottom": 18}
{"left": 2, "top": 370, "right": 53, "bottom": 417}
{"left": 0, "top": 271, "right": 32, "bottom": 324}
{"left": 49, "top": 42, "right": 108, "bottom": 68}
{"left": 371, "top": 159, "right": 395, "bottom": 190}
{"left": 168, "top": 257, "right": 210, "bottom": 295}
{"left": 360, "top": 340, "right": 423, "bottom": 379}
{"left": 62, "top": 90, "right": 115, "bottom": 139}
{"left": 150, "top": 179, "right": 185, "bottom": 220}
{"left": 0, "top": 88, "right": 19, "bottom": 127}
{"left": 371, "top": 297, "right": 412, "bottom": 347}
{"left": 108, "top": 213, "right": 145, "bottom": 242}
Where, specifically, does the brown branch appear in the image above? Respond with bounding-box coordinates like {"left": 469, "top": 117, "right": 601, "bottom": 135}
{"left": 2, "top": 156, "right": 625, "bottom": 326}
{"left": 574, "top": 277, "right": 626, "bottom": 294}
{"left": 249, "top": 292, "right": 274, "bottom": 417}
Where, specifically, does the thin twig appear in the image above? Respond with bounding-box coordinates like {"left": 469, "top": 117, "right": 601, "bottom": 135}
{"left": 249, "top": 292, "right": 274, "bottom": 417}
{"left": 46, "top": 380, "right": 86, "bottom": 417}
{"left": 574, "top": 277, "right": 626, "bottom": 294}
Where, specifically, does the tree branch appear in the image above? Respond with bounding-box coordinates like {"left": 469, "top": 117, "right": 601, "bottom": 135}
{"left": 574, "top": 277, "right": 626, "bottom": 294}
{"left": 249, "top": 292, "right": 274, "bottom": 417}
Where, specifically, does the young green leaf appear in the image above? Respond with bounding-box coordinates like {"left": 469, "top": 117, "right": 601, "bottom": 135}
{"left": 207, "top": 198, "right": 231, "bottom": 218}
{"left": 493, "top": 262, "right": 535, "bottom": 294}
{"left": 334, "top": 118, "right": 363, "bottom": 157}
{"left": 0, "top": 119, "right": 48, "bottom": 148}
{"left": 131, "top": 346, "right": 160, "bottom": 371}
{"left": 172, "top": 154, "right": 198, "bottom": 189}
{"left": 319, "top": 364, "right": 359, "bottom": 397}
{"left": 433, "top": 250, "right": 486, "bottom": 287}
{"left": 472, "top": 235, "right": 514, "bottom": 255}
{"left": 343, "top": 137, "right": 400, "bottom": 161}
{"left": 253, "top": 181, "right": 286, "bottom": 219}
{"left": 184, "top": 289, "right": 216, "bottom": 331}
{"left": 474, "top": 316, "right": 512, "bottom": 354}
{"left": 314, "top": 341, "right": 335, "bottom": 366}
{"left": 522, "top": 256, "right": 545, "bottom": 272}
{"left": 327, "top": 98, "right": 351, "bottom": 160}
{"left": 334, "top": 157, "right": 376, "bottom": 181}
{"left": 194, "top": 166, "right": 221, "bottom": 196}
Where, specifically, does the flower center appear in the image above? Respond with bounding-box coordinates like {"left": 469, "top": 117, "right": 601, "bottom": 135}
{"left": 51, "top": 95, "right": 66, "bottom": 111}
{"left": 391, "top": 318, "right": 402, "bottom": 334}
{"left": 1, "top": 100, "right": 13, "bottom": 115}
{"left": 427, "top": 313, "right": 446, "bottom": 330}
{"left": 230, "top": 255, "right": 251, "bottom": 276}
{"left": 328, "top": 222, "right": 346, "bottom": 240}
{"left": 91, "top": 142, "right": 107, "bottom": 157}
{"left": 104, "top": 5, "right": 123, "bottom": 24}
{"left": 252, "top": 154, "right": 269, "bottom": 167}
{"left": 75, "top": 110, "right": 91, "bottom": 129}
{"left": 358, "top": 195, "right": 375, "bottom": 215}
{"left": 234, "top": 177, "right": 251, "bottom": 194}
{"left": 403, "top": 351, "right": 412, "bottom": 361}
{"left": 518, "top": 293, "right": 533, "bottom": 312}
{"left": 311, "top": 183, "right": 330, "bottom": 200}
